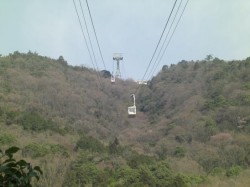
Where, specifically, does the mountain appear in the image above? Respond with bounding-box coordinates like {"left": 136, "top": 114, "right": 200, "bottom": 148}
{"left": 0, "top": 51, "right": 139, "bottom": 138}
{"left": 1, "top": 52, "right": 250, "bottom": 186}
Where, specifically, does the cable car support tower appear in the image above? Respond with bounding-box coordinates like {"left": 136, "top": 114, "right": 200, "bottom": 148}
{"left": 113, "top": 53, "right": 123, "bottom": 78}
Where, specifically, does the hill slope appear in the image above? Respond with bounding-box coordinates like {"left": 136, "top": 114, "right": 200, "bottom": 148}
{"left": 137, "top": 57, "right": 250, "bottom": 170}
{"left": 1, "top": 52, "right": 250, "bottom": 186}
{"left": 0, "top": 51, "right": 141, "bottom": 140}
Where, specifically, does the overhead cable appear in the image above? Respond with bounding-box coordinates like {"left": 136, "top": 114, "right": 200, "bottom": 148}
{"left": 122, "top": 59, "right": 127, "bottom": 79}
{"left": 72, "top": 0, "right": 101, "bottom": 87}
{"left": 135, "top": 0, "right": 178, "bottom": 95}
{"left": 147, "top": 0, "right": 183, "bottom": 80}
{"left": 85, "top": 0, "right": 107, "bottom": 70}
{"left": 73, "top": 0, "right": 95, "bottom": 70}
{"left": 151, "top": 0, "right": 190, "bottom": 77}
{"left": 79, "top": 0, "right": 99, "bottom": 71}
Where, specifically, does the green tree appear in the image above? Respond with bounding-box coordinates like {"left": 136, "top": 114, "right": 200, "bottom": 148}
{"left": 57, "top": 56, "right": 67, "bottom": 66}
{"left": 0, "top": 146, "right": 42, "bottom": 187}
{"left": 109, "top": 137, "right": 120, "bottom": 154}
{"left": 205, "top": 54, "right": 213, "bottom": 61}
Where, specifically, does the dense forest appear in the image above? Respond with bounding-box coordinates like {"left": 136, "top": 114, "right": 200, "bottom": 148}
{"left": 1, "top": 51, "right": 250, "bottom": 186}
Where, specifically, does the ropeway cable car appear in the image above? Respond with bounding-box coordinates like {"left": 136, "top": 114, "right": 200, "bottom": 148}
{"left": 111, "top": 74, "right": 115, "bottom": 83}
{"left": 128, "top": 94, "right": 136, "bottom": 116}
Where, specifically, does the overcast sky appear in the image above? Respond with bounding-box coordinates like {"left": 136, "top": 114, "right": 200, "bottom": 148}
{"left": 1, "top": 0, "right": 250, "bottom": 80}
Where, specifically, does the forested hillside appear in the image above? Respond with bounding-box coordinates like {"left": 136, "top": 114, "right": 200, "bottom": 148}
{"left": 1, "top": 52, "right": 250, "bottom": 186}
{"left": 0, "top": 51, "right": 137, "bottom": 139}
{"left": 137, "top": 57, "right": 250, "bottom": 186}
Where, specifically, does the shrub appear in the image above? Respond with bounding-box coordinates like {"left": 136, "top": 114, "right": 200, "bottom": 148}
{"left": 19, "top": 112, "right": 64, "bottom": 134}
{"left": 115, "top": 166, "right": 141, "bottom": 185}
{"left": 173, "top": 174, "right": 189, "bottom": 187}
{"left": 203, "top": 95, "right": 228, "bottom": 110}
{"left": 76, "top": 135, "right": 106, "bottom": 153}
{"left": 5, "top": 110, "right": 20, "bottom": 125}
{"left": 0, "top": 134, "right": 16, "bottom": 145}
{"left": 0, "top": 107, "right": 20, "bottom": 125}
{"left": 198, "top": 155, "right": 221, "bottom": 173}
{"left": 238, "top": 94, "right": 250, "bottom": 105}
{"left": 108, "top": 137, "right": 120, "bottom": 154}
{"left": 20, "top": 112, "right": 51, "bottom": 131}
{"left": 63, "top": 154, "right": 109, "bottom": 187}
{"left": 186, "top": 175, "right": 208, "bottom": 185}
{"left": 22, "top": 143, "right": 68, "bottom": 158}
{"left": 226, "top": 166, "right": 242, "bottom": 177}
{"left": 243, "top": 83, "right": 250, "bottom": 90}
{"left": 175, "top": 134, "right": 192, "bottom": 144}
{"left": 209, "top": 167, "right": 225, "bottom": 176}
{"left": 174, "top": 146, "right": 186, "bottom": 158}
{"left": 0, "top": 146, "right": 42, "bottom": 186}
{"left": 127, "top": 154, "right": 155, "bottom": 169}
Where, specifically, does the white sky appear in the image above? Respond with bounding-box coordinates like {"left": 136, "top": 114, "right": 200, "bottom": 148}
{"left": 1, "top": 0, "right": 250, "bottom": 80}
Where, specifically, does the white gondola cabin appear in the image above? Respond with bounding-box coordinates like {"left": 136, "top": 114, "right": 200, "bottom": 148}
{"left": 128, "top": 105, "right": 136, "bottom": 115}
{"left": 111, "top": 75, "right": 115, "bottom": 83}
{"left": 128, "top": 94, "right": 136, "bottom": 116}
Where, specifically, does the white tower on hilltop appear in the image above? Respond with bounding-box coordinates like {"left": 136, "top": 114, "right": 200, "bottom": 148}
{"left": 113, "top": 53, "right": 123, "bottom": 78}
